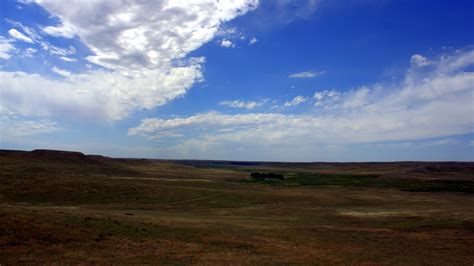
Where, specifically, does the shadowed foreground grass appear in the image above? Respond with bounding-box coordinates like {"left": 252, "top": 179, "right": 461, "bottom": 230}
{"left": 0, "top": 151, "right": 473, "bottom": 264}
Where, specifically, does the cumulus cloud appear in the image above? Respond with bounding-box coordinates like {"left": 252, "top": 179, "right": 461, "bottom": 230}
{"left": 1, "top": 0, "right": 259, "bottom": 121}
{"left": 284, "top": 95, "right": 307, "bottom": 107}
{"left": 34, "top": 0, "right": 257, "bottom": 70}
{"left": 0, "top": 67, "right": 202, "bottom": 121}
{"left": 220, "top": 39, "right": 234, "bottom": 48}
{"left": 219, "top": 99, "right": 266, "bottom": 110}
{"left": 130, "top": 50, "right": 474, "bottom": 157}
{"left": 8, "top": 28, "right": 34, "bottom": 43}
{"left": 289, "top": 70, "right": 325, "bottom": 78}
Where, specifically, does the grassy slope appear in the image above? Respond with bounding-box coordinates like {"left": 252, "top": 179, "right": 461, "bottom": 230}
{"left": 0, "top": 152, "right": 473, "bottom": 264}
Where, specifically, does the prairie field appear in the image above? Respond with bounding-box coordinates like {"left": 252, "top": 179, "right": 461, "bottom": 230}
{"left": 0, "top": 150, "right": 473, "bottom": 264}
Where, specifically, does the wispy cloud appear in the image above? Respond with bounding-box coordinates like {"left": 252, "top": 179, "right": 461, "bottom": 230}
{"left": 313, "top": 89, "right": 341, "bottom": 108}
{"left": 411, "top": 54, "right": 433, "bottom": 67}
{"left": 39, "top": 43, "right": 76, "bottom": 56}
{"left": 42, "top": 21, "right": 76, "bottom": 38}
{"left": 8, "top": 28, "right": 33, "bottom": 43}
{"left": 130, "top": 49, "right": 474, "bottom": 157}
{"left": 284, "top": 96, "right": 307, "bottom": 107}
{"left": 0, "top": 116, "right": 62, "bottom": 138}
{"left": 23, "top": 47, "right": 37, "bottom": 57}
{"left": 289, "top": 70, "right": 326, "bottom": 78}
{"left": 59, "top": 56, "right": 77, "bottom": 62}
{"left": 5, "top": 19, "right": 41, "bottom": 42}
{"left": 249, "top": 37, "right": 257, "bottom": 45}
{"left": 425, "top": 138, "right": 459, "bottom": 146}
{"left": 5, "top": 18, "right": 78, "bottom": 60}
{"left": 51, "top": 66, "right": 71, "bottom": 77}
{"left": 219, "top": 99, "right": 267, "bottom": 110}
{"left": 0, "top": 36, "right": 15, "bottom": 59}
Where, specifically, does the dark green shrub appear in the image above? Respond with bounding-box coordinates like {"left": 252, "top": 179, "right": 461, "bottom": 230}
{"left": 250, "top": 172, "right": 284, "bottom": 180}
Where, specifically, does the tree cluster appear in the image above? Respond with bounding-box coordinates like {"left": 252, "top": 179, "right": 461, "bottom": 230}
{"left": 250, "top": 172, "right": 285, "bottom": 180}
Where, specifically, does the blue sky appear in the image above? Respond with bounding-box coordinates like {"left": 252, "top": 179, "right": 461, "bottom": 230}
{"left": 0, "top": 0, "right": 473, "bottom": 161}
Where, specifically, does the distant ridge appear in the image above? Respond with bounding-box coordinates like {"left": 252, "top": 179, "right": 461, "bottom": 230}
{"left": 0, "top": 149, "right": 472, "bottom": 166}
{"left": 26, "top": 149, "right": 90, "bottom": 162}
{"left": 0, "top": 149, "right": 111, "bottom": 164}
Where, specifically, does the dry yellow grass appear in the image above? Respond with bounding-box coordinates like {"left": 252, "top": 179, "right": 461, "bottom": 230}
{"left": 0, "top": 151, "right": 473, "bottom": 264}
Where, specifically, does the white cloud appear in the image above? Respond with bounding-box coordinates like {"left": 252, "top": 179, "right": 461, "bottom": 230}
{"left": 5, "top": 18, "right": 77, "bottom": 60}
{"left": 6, "top": 18, "right": 81, "bottom": 59}
{"left": 23, "top": 47, "right": 37, "bottom": 57}
{"left": 0, "top": 116, "right": 62, "bottom": 138}
{"left": 0, "top": 36, "right": 15, "bottom": 59}
{"left": 289, "top": 70, "right": 325, "bottom": 78}
{"left": 42, "top": 21, "right": 76, "bottom": 38}
{"left": 8, "top": 28, "right": 33, "bottom": 43}
{"left": 59, "top": 56, "right": 77, "bottom": 62}
{"left": 216, "top": 26, "right": 248, "bottom": 46}
{"left": 129, "top": 112, "right": 281, "bottom": 137}
{"left": 220, "top": 39, "right": 234, "bottom": 48}
{"left": 5, "top": 19, "right": 42, "bottom": 42}
{"left": 426, "top": 138, "right": 459, "bottom": 146}
{"left": 284, "top": 95, "right": 307, "bottom": 107}
{"left": 411, "top": 54, "right": 432, "bottom": 67}
{"left": 1, "top": 0, "right": 259, "bottom": 122}
{"left": 313, "top": 89, "right": 341, "bottom": 108}
{"left": 342, "top": 87, "right": 370, "bottom": 109}
{"left": 0, "top": 67, "right": 202, "bottom": 121}
{"left": 251, "top": 0, "right": 321, "bottom": 29}
{"left": 219, "top": 100, "right": 266, "bottom": 110}
{"left": 34, "top": 0, "right": 257, "bottom": 70}
{"left": 51, "top": 66, "right": 71, "bottom": 77}
{"left": 216, "top": 27, "right": 238, "bottom": 37}
{"left": 249, "top": 37, "right": 257, "bottom": 45}
{"left": 130, "top": 50, "right": 474, "bottom": 157}
{"left": 39, "top": 43, "right": 76, "bottom": 56}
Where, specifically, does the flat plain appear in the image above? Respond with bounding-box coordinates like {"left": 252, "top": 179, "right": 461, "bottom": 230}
{"left": 0, "top": 149, "right": 473, "bottom": 264}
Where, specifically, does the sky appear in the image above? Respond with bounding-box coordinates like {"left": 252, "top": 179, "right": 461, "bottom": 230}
{"left": 0, "top": 0, "right": 473, "bottom": 161}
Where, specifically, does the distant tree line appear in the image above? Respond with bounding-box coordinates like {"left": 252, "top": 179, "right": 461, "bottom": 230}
{"left": 250, "top": 172, "right": 285, "bottom": 180}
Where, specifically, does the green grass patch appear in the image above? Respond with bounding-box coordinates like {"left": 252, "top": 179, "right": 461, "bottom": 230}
{"left": 242, "top": 173, "right": 474, "bottom": 193}
{"left": 399, "top": 180, "right": 474, "bottom": 193}
{"left": 394, "top": 218, "right": 474, "bottom": 230}
{"left": 243, "top": 173, "right": 381, "bottom": 187}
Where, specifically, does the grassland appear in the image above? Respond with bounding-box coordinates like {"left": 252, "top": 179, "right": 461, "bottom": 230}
{"left": 0, "top": 150, "right": 473, "bottom": 264}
